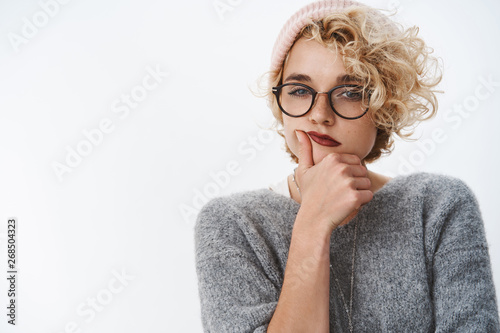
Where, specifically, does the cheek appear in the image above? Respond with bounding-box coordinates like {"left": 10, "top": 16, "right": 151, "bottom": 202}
{"left": 368, "top": 119, "right": 378, "bottom": 143}
{"left": 341, "top": 117, "right": 378, "bottom": 158}
{"left": 283, "top": 120, "right": 298, "bottom": 156}
{"left": 367, "top": 125, "right": 378, "bottom": 145}
{"left": 357, "top": 120, "right": 378, "bottom": 157}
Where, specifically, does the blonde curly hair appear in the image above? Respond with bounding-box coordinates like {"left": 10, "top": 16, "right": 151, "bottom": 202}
{"left": 262, "top": 6, "right": 442, "bottom": 164}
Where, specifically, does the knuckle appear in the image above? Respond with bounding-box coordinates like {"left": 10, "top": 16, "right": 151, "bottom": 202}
{"left": 325, "top": 153, "right": 340, "bottom": 163}
{"left": 346, "top": 191, "right": 361, "bottom": 206}
{"left": 358, "top": 165, "right": 368, "bottom": 176}
{"left": 337, "top": 164, "right": 350, "bottom": 175}
{"left": 367, "top": 191, "right": 374, "bottom": 201}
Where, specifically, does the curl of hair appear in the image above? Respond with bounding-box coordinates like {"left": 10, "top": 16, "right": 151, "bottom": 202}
{"left": 258, "top": 6, "right": 442, "bottom": 164}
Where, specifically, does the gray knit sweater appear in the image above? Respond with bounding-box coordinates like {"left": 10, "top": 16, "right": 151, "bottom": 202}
{"left": 194, "top": 172, "right": 499, "bottom": 332}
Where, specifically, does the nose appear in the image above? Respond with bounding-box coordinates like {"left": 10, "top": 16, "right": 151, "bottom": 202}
{"left": 308, "top": 92, "right": 335, "bottom": 125}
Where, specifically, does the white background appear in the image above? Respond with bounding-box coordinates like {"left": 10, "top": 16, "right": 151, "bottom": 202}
{"left": 0, "top": 0, "right": 499, "bottom": 332}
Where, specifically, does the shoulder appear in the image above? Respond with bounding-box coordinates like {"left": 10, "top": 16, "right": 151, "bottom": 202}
{"left": 380, "top": 173, "right": 487, "bottom": 254}
{"left": 385, "top": 172, "right": 477, "bottom": 203}
{"left": 372, "top": 172, "right": 480, "bottom": 219}
{"left": 197, "top": 188, "right": 293, "bottom": 216}
{"left": 194, "top": 188, "right": 299, "bottom": 263}
{"left": 194, "top": 188, "right": 299, "bottom": 231}
{"left": 387, "top": 173, "right": 485, "bottom": 244}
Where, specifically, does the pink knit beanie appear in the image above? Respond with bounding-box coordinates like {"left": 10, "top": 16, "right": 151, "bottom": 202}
{"left": 270, "top": 0, "right": 372, "bottom": 73}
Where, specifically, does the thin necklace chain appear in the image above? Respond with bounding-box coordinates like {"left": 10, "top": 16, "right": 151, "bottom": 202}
{"left": 291, "top": 168, "right": 301, "bottom": 199}
{"left": 292, "top": 168, "right": 357, "bottom": 332}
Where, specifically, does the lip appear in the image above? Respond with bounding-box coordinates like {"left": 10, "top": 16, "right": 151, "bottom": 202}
{"left": 306, "top": 131, "right": 341, "bottom": 147}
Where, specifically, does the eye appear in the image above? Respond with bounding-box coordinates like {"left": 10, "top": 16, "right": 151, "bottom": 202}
{"left": 287, "top": 86, "right": 312, "bottom": 98}
{"left": 339, "top": 87, "right": 364, "bottom": 101}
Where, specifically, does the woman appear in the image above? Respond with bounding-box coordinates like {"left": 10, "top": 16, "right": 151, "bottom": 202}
{"left": 195, "top": 1, "right": 499, "bottom": 332}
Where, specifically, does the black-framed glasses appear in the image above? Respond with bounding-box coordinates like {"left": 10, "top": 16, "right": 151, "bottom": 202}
{"left": 272, "top": 83, "right": 371, "bottom": 120}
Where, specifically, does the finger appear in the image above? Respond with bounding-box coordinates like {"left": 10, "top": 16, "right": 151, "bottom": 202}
{"left": 295, "top": 130, "right": 314, "bottom": 170}
{"left": 352, "top": 177, "right": 371, "bottom": 191}
{"left": 331, "top": 153, "right": 362, "bottom": 166}
{"left": 356, "top": 190, "right": 374, "bottom": 206}
{"left": 348, "top": 164, "right": 368, "bottom": 178}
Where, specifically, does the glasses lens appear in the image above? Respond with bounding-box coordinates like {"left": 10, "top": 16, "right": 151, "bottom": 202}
{"left": 331, "top": 86, "right": 369, "bottom": 119}
{"left": 278, "top": 84, "right": 313, "bottom": 116}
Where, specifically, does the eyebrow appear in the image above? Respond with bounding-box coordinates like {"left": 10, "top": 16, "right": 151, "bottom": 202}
{"left": 283, "top": 73, "right": 361, "bottom": 84}
{"left": 283, "top": 73, "right": 312, "bottom": 83}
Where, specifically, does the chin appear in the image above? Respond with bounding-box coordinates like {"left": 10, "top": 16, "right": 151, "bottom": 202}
{"left": 312, "top": 150, "right": 330, "bottom": 165}
{"left": 311, "top": 146, "right": 365, "bottom": 165}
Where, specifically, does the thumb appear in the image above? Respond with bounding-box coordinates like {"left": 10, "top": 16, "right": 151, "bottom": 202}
{"left": 295, "top": 130, "right": 314, "bottom": 171}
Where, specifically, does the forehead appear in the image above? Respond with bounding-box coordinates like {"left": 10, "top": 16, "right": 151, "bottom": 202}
{"left": 283, "top": 38, "right": 347, "bottom": 83}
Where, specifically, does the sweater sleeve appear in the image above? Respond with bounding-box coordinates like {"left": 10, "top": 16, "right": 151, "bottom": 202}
{"left": 429, "top": 178, "right": 500, "bottom": 332}
{"left": 194, "top": 196, "right": 280, "bottom": 333}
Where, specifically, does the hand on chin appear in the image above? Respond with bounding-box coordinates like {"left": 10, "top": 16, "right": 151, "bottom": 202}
{"left": 310, "top": 145, "right": 343, "bottom": 165}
